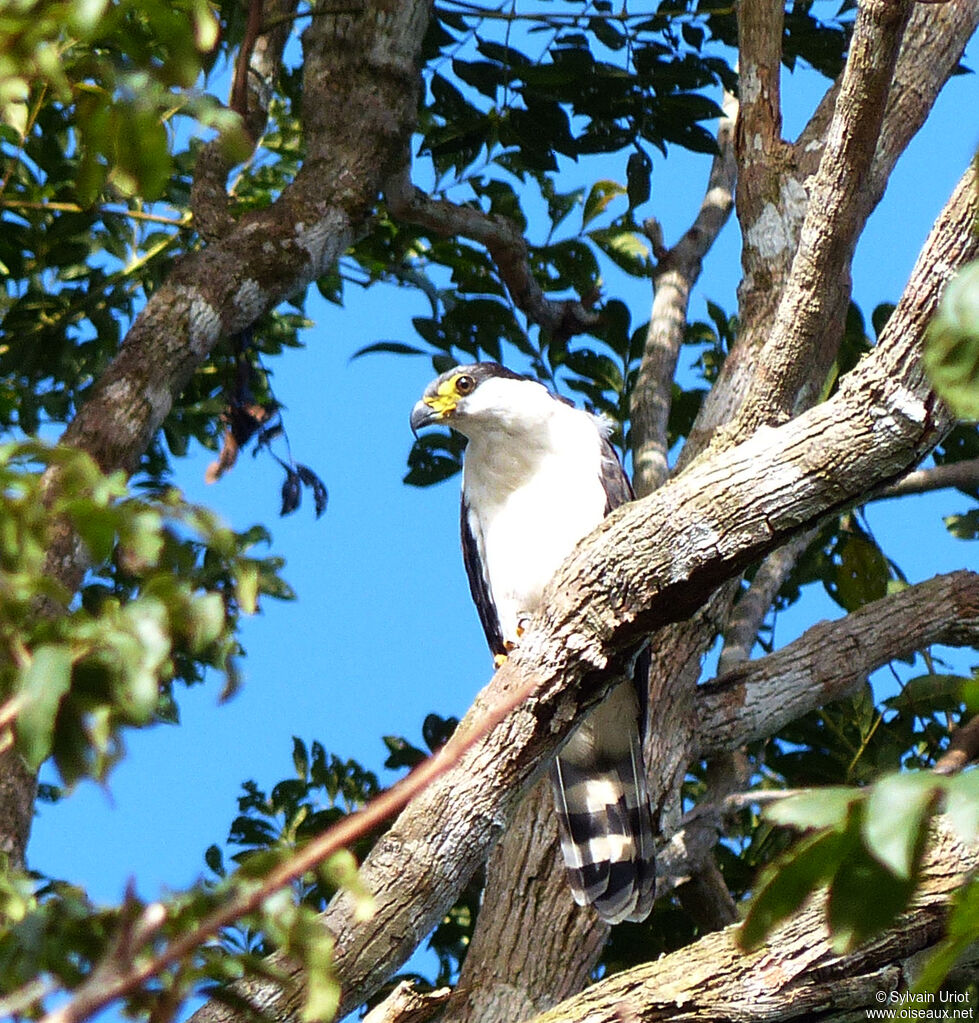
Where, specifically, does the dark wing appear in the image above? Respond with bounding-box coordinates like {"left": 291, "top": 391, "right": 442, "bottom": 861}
{"left": 598, "top": 433, "right": 650, "bottom": 731}
{"left": 599, "top": 436, "right": 634, "bottom": 514}
{"left": 461, "top": 496, "right": 507, "bottom": 659}
{"left": 548, "top": 427, "right": 656, "bottom": 922}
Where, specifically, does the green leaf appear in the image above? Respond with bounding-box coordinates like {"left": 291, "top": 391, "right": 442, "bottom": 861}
{"left": 301, "top": 927, "right": 340, "bottom": 1023}
{"left": 827, "top": 828, "right": 916, "bottom": 952}
{"left": 17, "top": 645, "right": 74, "bottom": 769}
{"left": 236, "top": 561, "right": 260, "bottom": 614}
{"left": 626, "top": 149, "right": 652, "bottom": 209}
{"left": 764, "top": 787, "right": 860, "bottom": 831}
{"left": 944, "top": 769, "right": 979, "bottom": 844}
{"left": 911, "top": 876, "right": 979, "bottom": 991}
{"left": 739, "top": 829, "right": 846, "bottom": 950}
{"left": 320, "top": 849, "right": 375, "bottom": 923}
{"left": 588, "top": 227, "right": 651, "bottom": 277}
{"left": 828, "top": 534, "right": 890, "bottom": 611}
{"left": 350, "top": 341, "right": 426, "bottom": 361}
{"left": 582, "top": 179, "right": 626, "bottom": 229}
{"left": 862, "top": 772, "right": 938, "bottom": 878}
{"left": 944, "top": 509, "right": 979, "bottom": 540}
{"left": 924, "top": 260, "right": 979, "bottom": 419}
{"left": 293, "top": 736, "right": 310, "bottom": 782}
{"left": 885, "top": 672, "right": 972, "bottom": 713}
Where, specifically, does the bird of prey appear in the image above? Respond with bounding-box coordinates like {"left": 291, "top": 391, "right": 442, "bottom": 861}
{"left": 410, "top": 362, "right": 655, "bottom": 923}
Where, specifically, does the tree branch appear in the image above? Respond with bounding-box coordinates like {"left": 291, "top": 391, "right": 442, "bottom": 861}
{"left": 362, "top": 982, "right": 449, "bottom": 1023}
{"left": 384, "top": 165, "right": 600, "bottom": 339}
{"left": 449, "top": 93, "right": 741, "bottom": 1023}
{"left": 875, "top": 456, "right": 979, "bottom": 499}
{"left": 43, "top": 668, "right": 542, "bottom": 1023}
{"left": 716, "top": 530, "right": 817, "bottom": 675}
{"left": 441, "top": 781, "right": 606, "bottom": 1023}
{"left": 696, "top": 570, "right": 979, "bottom": 758}
{"left": 729, "top": 0, "right": 915, "bottom": 437}
{"left": 934, "top": 712, "right": 979, "bottom": 775}
{"left": 192, "top": 0, "right": 299, "bottom": 242}
{"left": 525, "top": 822, "right": 978, "bottom": 1023}
{"left": 185, "top": 162, "right": 979, "bottom": 1023}
{"left": 682, "top": 0, "right": 977, "bottom": 465}
{"left": 630, "top": 92, "right": 738, "bottom": 498}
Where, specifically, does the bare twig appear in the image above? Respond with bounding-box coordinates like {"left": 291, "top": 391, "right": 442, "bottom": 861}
{"left": 631, "top": 92, "right": 738, "bottom": 498}
{"left": 384, "top": 164, "right": 600, "bottom": 340}
{"left": 41, "top": 673, "right": 542, "bottom": 1023}
{"left": 934, "top": 713, "right": 979, "bottom": 775}
{"left": 875, "top": 456, "right": 979, "bottom": 499}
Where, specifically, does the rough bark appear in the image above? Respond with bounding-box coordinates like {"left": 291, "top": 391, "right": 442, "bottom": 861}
{"left": 444, "top": 95, "right": 740, "bottom": 1023}
{"left": 525, "top": 823, "right": 978, "bottom": 1023}
{"left": 58, "top": 0, "right": 432, "bottom": 520}
{"left": 630, "top": 93, "right": 738, "bottom": 498}
{"left": 432, "top": 12, "right": 979, "bottom": 1016}
{"left": 0, "top": 0, "right": 435, "bottom": 881}
{"left": 697, "top": 570, "right": 979, "bottom": 757}
{"left": 442, "top": 781, "right": 606, "bottom": 1023}
{"left": 729, "top": 0, "right": 915, "bottom": 437}
{"left": 183, "top": 161, "right": 979, "bottom": 1023}
{"left": 12, "top": 2, "right": 978, "bottom": 1021}
{"left": 683, "top": 0, "right": 978, "bottom": 462}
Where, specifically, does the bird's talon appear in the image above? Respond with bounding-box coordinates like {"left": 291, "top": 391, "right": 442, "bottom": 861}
{"left": 493, "top": 653, "right": 508, "bottom": 669}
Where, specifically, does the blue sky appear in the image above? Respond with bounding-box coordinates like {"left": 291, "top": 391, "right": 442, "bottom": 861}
{"left": 28, "top": 35, "right": 979, "bottom": 1001}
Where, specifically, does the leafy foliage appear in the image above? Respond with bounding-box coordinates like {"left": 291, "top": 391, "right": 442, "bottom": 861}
{"left": 925, "top": 259, "right": 979, "bottom": 420}
{"left": 740, "top": 768, "right": 979, "bottom": 986}
{"left": 0, "top": 440, "right": 290, "bottom": 785}
{"left": 0, "top": 0, "right": 977, "bottom": 1019}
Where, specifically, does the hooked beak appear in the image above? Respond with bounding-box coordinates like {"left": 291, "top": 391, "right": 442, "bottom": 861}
{"left": 410, "top": 399, "right": 440, "bottom": 437}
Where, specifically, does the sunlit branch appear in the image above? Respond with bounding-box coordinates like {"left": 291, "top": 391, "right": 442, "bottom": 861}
{"left": 384, "top": 163, "right": 600, "bottom": 340}
{"left": 41, "top": 672, "right": 543, "bottom": 1023}
{"left": 630, "top": 91, "right": 738, "bottom": 499}
{"left": 697, "top": 570, "right": 979, "bottom": 758}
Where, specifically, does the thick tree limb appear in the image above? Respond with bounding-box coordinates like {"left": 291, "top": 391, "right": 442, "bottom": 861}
{"left": 525, "top": 823, "right": 978, "bottom": 1023}
{"left": 734, "top": 0, "right": 785, "bottom": 248}
{"left": 57, "top": 0, "right": 431, "bottom": 502}
{"left": 673, "top": 528, "right": 815, "bottom": 931}
{"left": 186, "top": 163, "right": 979, "bottom": 1023}
{"left": 729, "top": 0, "right": 915, "bottom": 437}
{"left": 445, "top": 95, "right": 742, "bottom": 1023}
{"left": 683, "top": 0, "right": 977, "bottom": 464}
{"left": 441, "top": 781, "right": 606, "bottom": 1023}
{"left": 384, "top": 166, "right": 599, "bottom": 339}
{"left": 697, "top": 570, "right": 979, "bottom": 758}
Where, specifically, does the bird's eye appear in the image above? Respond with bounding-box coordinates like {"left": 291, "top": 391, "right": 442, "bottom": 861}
{"left": 455, "top": 374, "right": 476, "bottom": 396}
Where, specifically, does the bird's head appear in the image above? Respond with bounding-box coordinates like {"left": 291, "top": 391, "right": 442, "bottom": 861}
{"left": 410, "top": 362, "right": 534, "bottom": 437}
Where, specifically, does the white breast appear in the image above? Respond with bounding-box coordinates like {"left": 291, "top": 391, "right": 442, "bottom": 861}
{"left": 462, "top": 401, "right": 609, "bottom": 644}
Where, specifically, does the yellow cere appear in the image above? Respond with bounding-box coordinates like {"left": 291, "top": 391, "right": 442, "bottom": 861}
{"left": 423, "top": 375, "right": 466, "bottom": 417}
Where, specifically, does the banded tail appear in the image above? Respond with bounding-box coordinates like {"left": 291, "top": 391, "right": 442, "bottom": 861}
{"left": 550, "top": 682, "right": 655, "bottom": 924}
